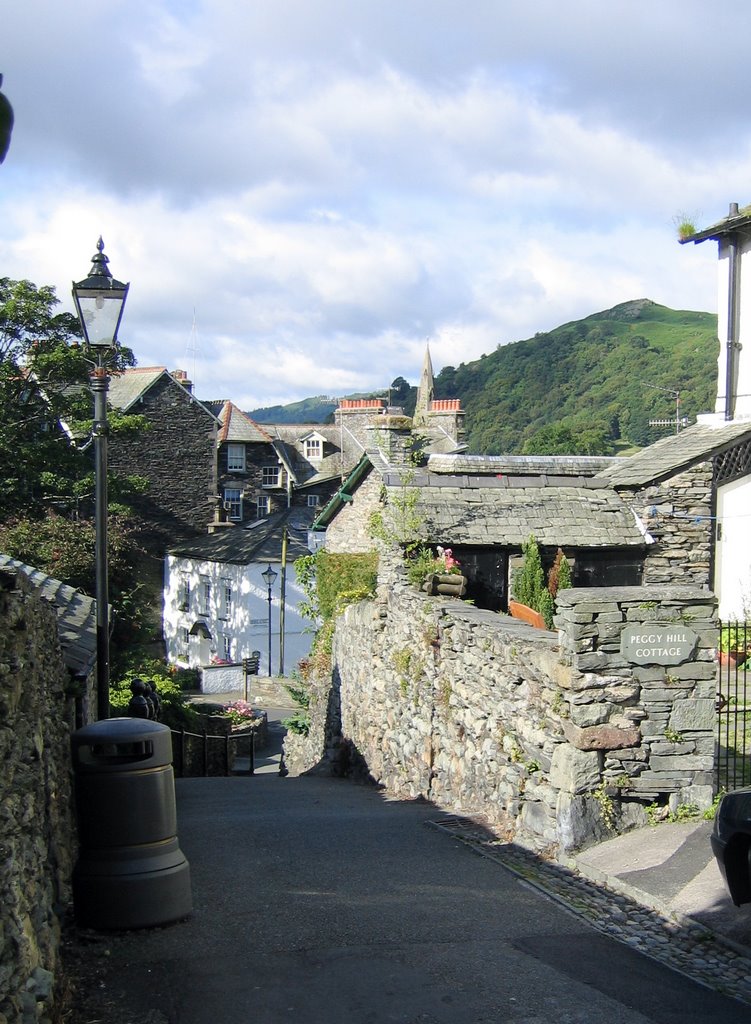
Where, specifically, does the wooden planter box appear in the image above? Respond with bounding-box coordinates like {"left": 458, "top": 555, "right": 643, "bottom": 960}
{"left": 508, "top": 600, "right": 547, "bottom": 629}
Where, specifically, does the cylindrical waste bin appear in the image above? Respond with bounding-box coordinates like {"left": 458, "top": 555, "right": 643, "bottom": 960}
{"left": 71, "top": 717, "right": 192, "bottom": 929}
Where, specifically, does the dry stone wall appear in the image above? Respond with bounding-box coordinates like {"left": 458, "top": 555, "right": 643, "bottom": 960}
{"left": 321, "top": 562, "right": 717, "bottom": 856}
{"left": 0, "top": 567, "right": 76, "bottom": 1024}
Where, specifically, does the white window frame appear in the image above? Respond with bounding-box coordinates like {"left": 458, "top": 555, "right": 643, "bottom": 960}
{"left": 198, "top": 577, "right": 211, "bottom": 616}
{"left": 179, "top": 627, "right": 190, "bottom": 653}
{"left": 262, "top": 465, "right": 280, "bottom": 488}
{"left": 304, "top": 438, "right": 322, "bottom": 460}
{"left": 221, "top": 633, "right": 232, "bottom": 661}
{"left": 223, "top": 487, "right": 242, "bottom": 521}
{"left": 227, "top": 443, "right": 246, "bottom": 473}
{"left": 178, "top": 576, "right": 191, "bottom": 610}
{"left": 256, "top": 495, "right": 270, "bottom": 519}
{"left": 307, "top": 494, "right": 320, "bottom": 508}
{"left": 220, "top": 580, "right": 232, "bottom": 620}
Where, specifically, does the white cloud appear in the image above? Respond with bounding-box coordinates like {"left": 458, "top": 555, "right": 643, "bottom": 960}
{"left": 1, "top": 0, "right": 746, "bottom": 414}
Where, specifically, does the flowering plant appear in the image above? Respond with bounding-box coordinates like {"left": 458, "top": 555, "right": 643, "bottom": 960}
{"left": 223, "top": 700, "right": 263, "bottom": 727}
{"left": 436, "top": 547, "right": 462, "bottom": 574}
{"left": 406, "top": 544, "right": 463, "bottom": 586}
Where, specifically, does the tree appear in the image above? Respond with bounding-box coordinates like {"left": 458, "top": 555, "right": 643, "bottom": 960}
{"left": 0, "top": 277, "right": 136, "bottom": 517}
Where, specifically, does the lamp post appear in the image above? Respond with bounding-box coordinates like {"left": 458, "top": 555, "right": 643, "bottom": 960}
{"left": 261, "top": 564, "right": 278, "bottom": 677}
{"left": 72, "top": 238, "right": 129, "bottom": 720}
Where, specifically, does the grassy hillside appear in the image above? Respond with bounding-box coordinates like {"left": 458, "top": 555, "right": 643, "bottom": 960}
{"left": 248, "top": 395, "right": 340, "bottom": 423}
{"left": 435, "top": 299, "right": 718, "bottom": 454}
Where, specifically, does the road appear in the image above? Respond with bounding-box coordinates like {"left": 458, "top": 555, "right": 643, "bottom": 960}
{"left": 76, "top": 771, "right": 751, "bottom": 1024}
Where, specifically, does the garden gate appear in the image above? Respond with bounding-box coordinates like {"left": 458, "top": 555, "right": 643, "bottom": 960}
{"left": 716, "top": 621, "right": 751, "bottom": 792}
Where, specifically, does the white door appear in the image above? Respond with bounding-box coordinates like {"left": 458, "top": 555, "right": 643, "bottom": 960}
{"left": 715, "top": 475, "right": 751, "bottom": 620}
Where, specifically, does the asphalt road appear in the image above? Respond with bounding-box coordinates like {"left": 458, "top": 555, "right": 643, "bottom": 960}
{"left": 87, "top": 774, "right": 751, "bottom": 1024}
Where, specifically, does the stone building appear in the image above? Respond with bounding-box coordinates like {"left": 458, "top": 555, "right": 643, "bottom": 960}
{"left": 107, "top": 366, "right": 219, "bottom": 541}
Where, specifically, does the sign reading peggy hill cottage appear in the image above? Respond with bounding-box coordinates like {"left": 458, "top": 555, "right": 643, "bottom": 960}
{"left": 620, "top": 623, "right": 698, "bottom": 666}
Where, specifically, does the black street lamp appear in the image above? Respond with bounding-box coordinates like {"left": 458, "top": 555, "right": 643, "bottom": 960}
{"left": 261, "top": 563, "right": 278, "bottom": 677}
{"left": 72, "top": 238, "right": 129, "bottom": 720}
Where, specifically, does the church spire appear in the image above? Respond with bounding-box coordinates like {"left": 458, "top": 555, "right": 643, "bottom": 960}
{"left": 413, "top": 343, "right": 434, "bottom": 426}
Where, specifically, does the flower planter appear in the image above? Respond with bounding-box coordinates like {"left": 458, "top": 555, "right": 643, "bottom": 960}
{"left": 719, "top": 650, "right": 748, "bottom": 669}
{"left": 508, "top": 600, "right": 547, "bottom": 630}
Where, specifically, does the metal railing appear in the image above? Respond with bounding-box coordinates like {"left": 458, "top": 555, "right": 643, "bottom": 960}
{"left": 170, "top": 727, "right": 256, "bottom": 778}
{"left": 716, "top": 621, "right": 750, "bottom": 792}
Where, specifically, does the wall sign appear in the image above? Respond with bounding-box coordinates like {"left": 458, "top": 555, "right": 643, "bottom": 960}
{"left": 620, "top": 624, "right": 698, "bottom": 665}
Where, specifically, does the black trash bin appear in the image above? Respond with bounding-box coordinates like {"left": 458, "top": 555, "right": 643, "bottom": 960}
{"left": 71, "top": 717, "right": 192, "bottom": 929}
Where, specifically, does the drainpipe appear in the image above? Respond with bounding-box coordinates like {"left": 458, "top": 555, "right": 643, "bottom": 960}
{"left": 725, "top": 202, "right": 741, "bottom": 421}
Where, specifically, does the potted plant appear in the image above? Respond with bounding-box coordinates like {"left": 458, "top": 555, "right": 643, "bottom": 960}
{"left": 719, "top": 624, "right": 749, "bottom": 668}
{"left": 406, "top": 545, "right": 467, "bottom": 597}
{"left": 509, "top": 539, "right": 571, "bottom": 630}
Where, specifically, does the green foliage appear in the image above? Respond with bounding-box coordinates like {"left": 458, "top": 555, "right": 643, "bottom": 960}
{"left": 513, "top": 535, "right": 546, "bottom": 610}
{"left": 521, "top": 422, "right": 612, "bottom": 456}
{"left": 0, "top": 277, "right": 137, "bottom": 518}
{"left": 282, "top": 710, "right": 311, "bottom": 735}
{"left": 512, "top": 538, "right": 572, "bottom": 629}
{"left": 674, "top": 211, "right": 698, "bottom": 241}
{"left": 109, "top": 652, "right": 201, "bottom": 730}
{"left": 719, "top": 624, "right": 749, "bottom": 654}
{"left": 433, "top": 299, "right": 717, "bottom": 454}
{"left": 0, "top": 510, "right": 143, "bottom": 598}
{"left": 294, "top": 550, "right": 378, "bottom": 675}
{"left": 368, "top": 468, "right": 425, "bottom": 553}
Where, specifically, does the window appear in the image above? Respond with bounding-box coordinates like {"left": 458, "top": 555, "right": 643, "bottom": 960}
{"left": 227, "top": 443, "right": 245, "bottom": 472}
{"left": 178, "top": 576, "right": 191, "bottom": 610}
{"left": 256, "top": 495, "right": 270, "bottom": 519}
{"left": 305, "top": 438, "right": 322, "bottom": 460}
{"left": 224, "top": 487, "right": 242, "bottom": 521}
{"left": 307, "top": 494, "right": 320, "bottom": 508}
{"left": 221, "top": 633, "right": 232, "bottom": 661}
{"left": 220, "top": 580, "right": 232, "bottom": 620}
{"left": 262, "top": 465, "right": 280, "bottom": 488}
{"left": 198, "top": 577, "right": 211, "bottom": 615}
{"left": 179, "top": 627, "right": 190, "bottom": 652}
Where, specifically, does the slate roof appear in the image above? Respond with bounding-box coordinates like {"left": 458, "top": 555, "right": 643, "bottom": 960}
{"left": 264, "top": 423, "right": 345, "bottom": 486}
{"left": 680, "top": 205, "right": 751, "bottom": 245}
{"left": 217, "top": 402, "right": 274, "bottom": 444}
{"left": 107, "top": 367, "right": 218, "bottom": 420}
{"left": 168, "top": 510, "right": 314, "bottom": 565}
{"left": 595, "top": 418, "right": 751, "bottom": 487}
{"left": 0, "top": 554, "right": 96, "bottom": 678}
{"left": 427, "top": 453, "right": 620, "bottom": 478}
{"left": 382, "top": 473, "right": 646, "bottom": 548}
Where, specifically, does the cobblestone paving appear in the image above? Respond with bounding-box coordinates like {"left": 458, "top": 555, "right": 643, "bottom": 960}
{"left": 427, "top": 816, "right": 751, "bottom": 1007}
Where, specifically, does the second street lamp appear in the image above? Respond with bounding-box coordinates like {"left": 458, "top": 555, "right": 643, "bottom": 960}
{"left": 261, "top": 563, "right": 278, "bottom": 677}
{"left": 72, "top": 238, "right": 129, "bottom": 720}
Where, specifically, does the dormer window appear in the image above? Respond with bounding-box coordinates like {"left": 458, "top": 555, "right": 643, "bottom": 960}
{"left": 227, "top": 443, "right": 245, "bottom": 472}
{"left": 305, "top": 438, "right": 322, "bottom": 460}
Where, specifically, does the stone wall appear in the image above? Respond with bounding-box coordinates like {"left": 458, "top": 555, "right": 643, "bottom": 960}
{"left": 622, "top": 461, "right": 715, "bottom": 588}
{"left": 322, "top": 467, "right": 381, "bottom": 554}
{"left": 0, "top": 568, "right": 76, "bottom": 1023}
{"left": 296, "top": 561, "right": 718, "bottom": 856}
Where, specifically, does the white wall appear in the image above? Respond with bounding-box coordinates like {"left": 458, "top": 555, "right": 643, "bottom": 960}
{"left": 715, "top": 475, "right": 751, "bottom": 620}
{"left": 163, "top": 555, "right": 312, "bottom": 676}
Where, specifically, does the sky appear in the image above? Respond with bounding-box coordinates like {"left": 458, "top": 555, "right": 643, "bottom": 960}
{"left": 2, "top": 1, "right": 749, "bottom": 411}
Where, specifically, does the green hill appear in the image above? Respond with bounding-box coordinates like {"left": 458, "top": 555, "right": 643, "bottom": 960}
{"left": 248, "top": 395, "right": 340, "bottom": 423}
{"left": 248, "top": 299, "right": 719, "bottom": 454}
{"left": 435, "top": 299, "right": 718, "bottom": 454}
